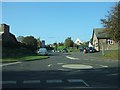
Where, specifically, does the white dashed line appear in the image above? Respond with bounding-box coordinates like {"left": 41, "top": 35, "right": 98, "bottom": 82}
{"left": 68, "top": 79, "right": 83, "bottom": 83}
{"left": 48, "top": 64, "right": 52, "bottom": 67}
{"left": 99, "top": 65, "right": 108, "bottom": 68}
{"left": 68, "top": 79, "right": 89, "bottom": 87}
{"left": 66, "top": 56, "right": 79, "bottom": 60}
{"left": 0, "top": 62, "right": 21, "bottom": 67}
{"left": 23, "top": 80, "right": 41, "bottom": 84}
{"left": 81, "top": 80, "right": 89, "bottom": 87}
{"left": 2, "top": 81, "right": 17, "bottom": 84}
{"left": 57, "top": 63, "right": 64, "bottom": 65}
{"left": 46, "top": 80, "right": 63, "bottom": 83}
{"left": 57, "top": 69, "right": 69, "bottom": 71}
{"left": 84, "top": 59, "right": 89, "bottom": 60}
{"left": 1, "top": 79, "right": 89, "bottom": 87}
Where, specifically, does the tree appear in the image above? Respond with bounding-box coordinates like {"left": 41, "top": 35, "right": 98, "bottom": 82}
{"left": 22, "top": 36, "right": 37, "bottom": 52}
{"left": 101, "top": 2, "right": 120, "bottom": 42}
{"left": 80, "top": 41, "right": 89, "bottom": 47}
{"left": 45, "top": 45, "right": 54, "bottom": 50}
{"left": 37, "top": 37, "right": 41, "bottom": 49}
{"left": 53, "top": 42, "right": 57, "bottom": 51}
{"left": 64, "top": 37, "right": 74, "bottom": 48}
{"left": 58, "top": 42, "right": 64, "bottom": 46}
{"left": 17, "top": 36, "right": 24, "bottom": 42}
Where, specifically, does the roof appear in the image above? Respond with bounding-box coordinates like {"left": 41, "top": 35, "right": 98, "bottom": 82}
{"left": 74, "top": 38, "right": 83, "bottom": 45}
{"left": 93, "top": 28, "right": 110, "bottom": 39}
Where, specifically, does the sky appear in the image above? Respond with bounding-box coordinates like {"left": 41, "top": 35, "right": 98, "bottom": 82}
{"left": 2, "top": 2, "right": 116, "bottom": 44}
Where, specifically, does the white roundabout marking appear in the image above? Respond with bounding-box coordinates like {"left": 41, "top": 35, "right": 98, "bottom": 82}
{"left": 62, "top": 64, "right": 93, "bottom": 69}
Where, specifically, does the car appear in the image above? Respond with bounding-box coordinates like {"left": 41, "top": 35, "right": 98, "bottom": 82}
{"left": 88, "top": 47, "right": 96, "bottom": 53}
{"left": 62, "top": 48, "right": 68, "bottom": 53}
{"left": 37, "top": 48, "right": 48, "bottom": 55}
{"left": 80, "top": 47, "right": 84, "bottom": 52}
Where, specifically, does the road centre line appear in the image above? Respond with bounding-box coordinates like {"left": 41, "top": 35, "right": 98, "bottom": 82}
{"left": 0, "top": 62, "right": 22, "bottom": 67}
{"left": 66, "top": 56, "right": 79, "bottom": 60}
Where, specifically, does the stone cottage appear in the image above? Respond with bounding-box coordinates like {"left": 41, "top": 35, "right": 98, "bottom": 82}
{"left": 92, "top": 28, "right": 117, "bottom": 51}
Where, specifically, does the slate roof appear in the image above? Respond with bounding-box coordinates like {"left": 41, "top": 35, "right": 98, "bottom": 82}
{"left": 93, "top": 28, "right": 110, "bottom": 39}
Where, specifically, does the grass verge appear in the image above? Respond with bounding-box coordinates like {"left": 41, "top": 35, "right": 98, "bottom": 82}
{"left": 90, "top": 50, "right": 119, "bottom": 60}
{"left": 2, "top": 55, "right": 49, "bottom": 63}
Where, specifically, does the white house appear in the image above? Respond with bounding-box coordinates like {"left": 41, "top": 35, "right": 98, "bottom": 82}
{"left": 74, "top": 38, "right": 83, "bottom": 45}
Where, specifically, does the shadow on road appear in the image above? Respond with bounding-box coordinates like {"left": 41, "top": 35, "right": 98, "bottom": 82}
{"left": 2, "top": 67, "right": 119, "bottom": 90}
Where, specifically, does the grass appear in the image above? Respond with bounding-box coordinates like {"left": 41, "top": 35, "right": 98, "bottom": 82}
{"left": 90, "top": 50, "right": 119, "bottom": 60}
{"left": 101, "top": 50, "right": 119, "bottom": 60}
{"left": 68, "top": 48, "right": 80, "bottom": 52}
{"left": 2, "top": 55, "right": 49, "bottom": 63}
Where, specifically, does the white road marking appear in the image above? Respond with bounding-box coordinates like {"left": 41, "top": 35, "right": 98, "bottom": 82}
{"left": 23, "top": 80, "right": 41, "bottom": 84}
{"left": 57, "top": 63, "right": 64, "bottom": 65}
{"left": 66, "top": 56, "right": 79, "bottom": 60}
{"left": 62, "top": 64, "right": 93, "bottom": 69}
{"left": 81, "top": 80, "right": 89, "bottom": 87}
{"left": 0, "top": 62, "right": 21, "bottom": 67}
{"left": 48, "top": 64, "right": 52, "bottom": 67}
{"left": 46, "top": 80, "right": 63, "bottom": 83}
{"left": 2, "top": 81, "right": 17, "bottom": 84}
{"left": 106, "top": 73, "right": 119, "bottom": 76}
{"left": 57, "top": 69, "right": 69, "bottom": 71}
{"left": 68, "top": 79, "right": 83, "bottom": 83}
{"left": 68, "top": 79, "right": 89, "bottom": 87}
{"left": 99, "top": 65, "right": 108, "bottom": 68}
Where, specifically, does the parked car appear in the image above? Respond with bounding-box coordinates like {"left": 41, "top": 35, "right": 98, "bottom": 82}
{"left": 88, "top": 47, "right": 96, "bottom": 53}
{"left": 80, "top": 47, "right": 84, "bottom": 52}
{"left": 37, "top": 48, "right": 48, "bottom": 55}
{"left": 62, "top": 48, "right": 68, "bottom": 53}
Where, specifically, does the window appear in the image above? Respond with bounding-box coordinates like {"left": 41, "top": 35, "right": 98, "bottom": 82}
{"left": 107, "top": 39, "right": 113, "bottom": 44}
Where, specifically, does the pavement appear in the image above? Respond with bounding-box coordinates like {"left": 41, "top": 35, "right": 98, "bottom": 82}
{"left": 1, "top": 52, "right": 119, "bottom": 90}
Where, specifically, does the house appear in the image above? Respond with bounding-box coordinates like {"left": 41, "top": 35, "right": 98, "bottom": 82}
{"left": 41, "top": 40, "right": 45, "bottom": 48}
{"left": 0, "top": 24, "right": 18, "bottom": 47}
{"left": 74, "top": 38, "right": 83, "bottom": 45}
{"left": 92, "top": 28, "right": 117, "bottom": 51}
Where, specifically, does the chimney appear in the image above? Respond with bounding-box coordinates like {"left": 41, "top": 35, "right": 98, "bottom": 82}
{"left": 0, "top": 24, "right": 10, "bottom": 34}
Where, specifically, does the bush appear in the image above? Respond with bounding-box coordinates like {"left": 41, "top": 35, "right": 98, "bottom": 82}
{"left": 2, "top": 47, "right": 36, "bottom": 58}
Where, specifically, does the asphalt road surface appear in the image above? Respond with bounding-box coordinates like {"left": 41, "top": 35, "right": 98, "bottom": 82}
{"left": 1, "top": 52, "right": 119, "bottom": 90}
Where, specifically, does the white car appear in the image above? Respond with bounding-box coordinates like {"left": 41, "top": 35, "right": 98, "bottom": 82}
{"left": 37, "top": 48, "right": 48, "bottom": 55}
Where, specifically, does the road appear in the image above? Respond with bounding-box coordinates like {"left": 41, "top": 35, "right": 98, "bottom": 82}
{"left": 1, "top": 52, "right": 119, "bottom": 90}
